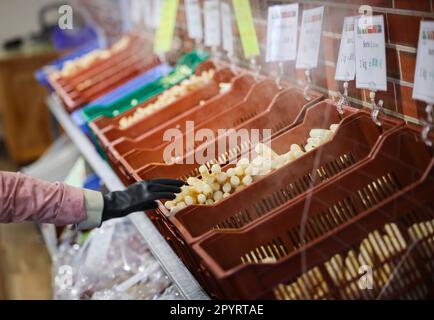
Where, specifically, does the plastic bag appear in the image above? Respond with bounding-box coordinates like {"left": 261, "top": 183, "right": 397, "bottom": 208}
{"left": 53, "top": 218, "right": 182, "bottom": 300}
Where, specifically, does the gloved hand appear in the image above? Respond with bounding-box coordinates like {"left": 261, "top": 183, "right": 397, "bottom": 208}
{"left": 101, "top": 179, "right": 183, "bottom": 222}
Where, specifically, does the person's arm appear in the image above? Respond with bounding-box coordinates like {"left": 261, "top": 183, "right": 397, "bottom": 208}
{"left": 0, "top": 171, "right": 94, "bottom": 226}
{"left": 0, "top": 171, "right": 182, "bottom": 229}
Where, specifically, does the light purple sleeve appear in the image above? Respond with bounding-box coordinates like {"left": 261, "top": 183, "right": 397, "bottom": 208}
{"left": 0, "top": 171, "right": 87, "bottom": 226}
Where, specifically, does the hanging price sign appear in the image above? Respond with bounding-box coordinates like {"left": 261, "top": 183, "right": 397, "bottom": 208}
{"left": 204, "top": 0, "right": 221, "bottom": 47}
{"left": 355, "top": 15, "right": 387, "bottom": 91}
{"left": 232, "top": 0, "right": 260, "bottom": 59}
{"left": 185, "top": 0, "right": 203, "bottom": 41}
{"left": 266, "top": 3, "right": 299, "bottom": 62}
{"left": 335, "top": 16, "right": 356, "bottom": 81}
{"left": 152, "top": 0, "right": 163, "bottom": 28}
{"left": 143, "top": 0, "right": 153, "bottom": 28}
{"left": 296, "top": 6, "right": 324, "bottom": 69}
{"left": 413, "top": 21, "right": 434, "bottom": 104}
{"left": 153, "top": 0, "right": 179, "bottom": 54}
{"left": 221, "top": 2, "right": 234, "bottom": 55}
{"left": 130, "top": 0, "right": 143, "bottom": 26}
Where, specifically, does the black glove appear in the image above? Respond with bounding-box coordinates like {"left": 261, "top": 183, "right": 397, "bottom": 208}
{"left": 101, "top": 179, "right": 183, "bottom": 222}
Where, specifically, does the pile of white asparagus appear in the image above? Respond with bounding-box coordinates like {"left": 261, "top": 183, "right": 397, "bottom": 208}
{"left": 165, "top": 123, "right": 339, "bottom": 214}
{"left": 52, "top": 36, "right": 130, "bottom": 79}
{"left": 119, "top": 69, "right": 217, "bottom": 129}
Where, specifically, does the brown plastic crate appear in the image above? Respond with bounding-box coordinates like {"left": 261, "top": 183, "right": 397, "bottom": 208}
{"left": 95, "top": 65, "right": 235, "bottom": 146}
{"left": 272, "top": 197, "right": 434, "bottom": 300}
{"left": 52, "top": 34, "right": 145, "bottom": 86}
{"left": 49, "top": 35, "right": 159, "bottom": 112}
{"left": 90, "top": 60, "right": 217, "bottom": 134}
{"left": 112, "top": 78, "right": 282, "bottom": 184}
{"left": 108, "top": 76, "right": 254, "bottom": 185}
{"left": 90, "top": 60, "right": 220, "bottom": 157}
{"left": 192, "top": 125, "right": 434, "bottom": 299}
{"left": 127, "top": 94, "right": 339, "bottom": 270}
{"left": 125, "top": 84, "right": 323, "bottom": 184}
{"left": 107, "top": 73, "right": 255, "bottom": 157}
{"left": 170, "top": 111, "right": 404, "bottom": 263}
{"left": 129, "top": 98, "right": 340, "bottom": 253}
{"left": 97, "top": 67, "right": 240, "bottom": 177}
{"left": 156, "top": 108, "right": 400, "bottom": 277}
{"left": 133, "top": 98, "right": 344, "bottom": 183}
{"left": 169, "top": 85, "right": 324, "bottom": 169}
{"left": 133, "top": 99, "right": 349, "bottom": 208}
{"left": 90, "top": 61, "right": 227, "bottom": 182}
{"left": 56, "top": 40, "right": 150, "bottom": 90}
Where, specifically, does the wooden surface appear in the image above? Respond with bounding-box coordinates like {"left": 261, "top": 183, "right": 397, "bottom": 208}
{"left": 0, "top": 50, "right": 59, "bottom": 165}
{"left": 0, "top": 147, "right": 52, "bottom": 299}
{"left": 0, "top": 222, "right": 52, "bottom": 300}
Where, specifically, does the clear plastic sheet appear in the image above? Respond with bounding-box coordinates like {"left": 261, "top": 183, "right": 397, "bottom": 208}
{"left": 53, "top": 218, "right": 182, "bottom": 300}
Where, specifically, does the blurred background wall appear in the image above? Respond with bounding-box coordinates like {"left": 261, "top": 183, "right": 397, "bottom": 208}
{"left": 0, "top": 0, "right": 56, "bottom": 46}
{"left": 0, "top": 0, "right": 70, "bottom": 167}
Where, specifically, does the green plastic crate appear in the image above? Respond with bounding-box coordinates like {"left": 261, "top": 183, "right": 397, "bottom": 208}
{"left": 82, "top": 50, "right": 209, "bottom": 124}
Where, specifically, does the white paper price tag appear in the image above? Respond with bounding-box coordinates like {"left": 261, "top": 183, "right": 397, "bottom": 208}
{"left": 185, "top": 0, "right": 203, "bottom": 41}
{"left": 335, "top": 16, "right": 356, "bottom": 81}
{"left": 355, "top": 15, "right": 387, "bottom": 91}
{"left": 221, "top": 2, "right": 234, "bottom": 55}
{"left": 143, "top": 0, "right": 153, "bottom": 28}
{"left": 413, "top": 21, "right": 434, "bottom": 104}
{"left": 204, "top": 0, "right": 221, "bottom": 47}
{"left": 296, "top": 6, "right": 324, "bottom": 69}
{"left": 130, "top": 0, "right": 143, "bottom": 25}
{"left": 266, "top": 4, "right": 299, "bottom": 63}
{"left": 152, "top": 0, "right": 163, "bottom": 28}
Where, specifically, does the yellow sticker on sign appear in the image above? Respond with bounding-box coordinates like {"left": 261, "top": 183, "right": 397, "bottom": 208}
{"left": 154, "top": 0, "right": 179, "bottom": 54}
{"left": 232, "top": 0, "right": 260, "bottom": 59}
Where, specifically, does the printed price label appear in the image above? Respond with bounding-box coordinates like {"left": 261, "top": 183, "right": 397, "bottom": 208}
{"left": 130, "top": 0, "right": 143, "bottom": 25}
{"left": 152, "top": 0, "right": 163, "bottom": 28}
{"left": 266, "top": 4, "right": 299, "bottom": 62}
{"left": 153, "top": 0, "right": 179, "bottom": 54}
{"left": 296, "top": 6, "right": 324, "bottom": 69}
{"left": 335, "top": 16, "right": 356, "bottom": 81}
{"left": 221, "top": 2, "right": 234, "bottom": 55}
{"left": 232, "top": 0, "right": 260, "bottom": 58}
{"left": 185, "top": 0, "right": 203, "bottom": 41}
{"left": 143, "top": 0, "right": 153, "bottom": 28}
{"left": 355, "top": 15, "right": 387, "bottom": 91}
{"left": 204, "top": 0, "right": 221, "bottom": 47}
{"left": 413, "top": 21, "right": 434, "bottom": 104}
